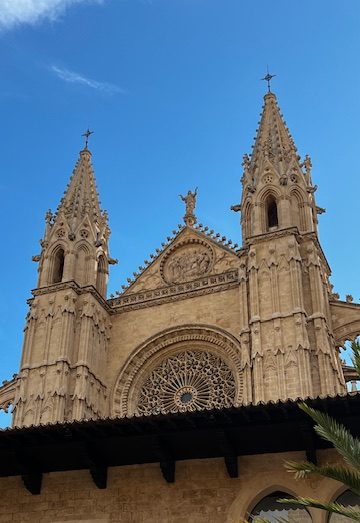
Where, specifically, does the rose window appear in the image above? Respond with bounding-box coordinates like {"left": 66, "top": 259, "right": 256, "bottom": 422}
{"left": 136, "top": 350, "right": 236, "bottom": 415}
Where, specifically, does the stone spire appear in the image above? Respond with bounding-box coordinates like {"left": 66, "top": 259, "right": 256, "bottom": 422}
{"left": 56, "top": 147, "right": 103, "bottom": 231}
{"left": 35, "top": 145, "right": 113, "bottom": 295}
{"left": 247, "top": 91, "right": 300, "bottom": 187}
{"left": 237, "top": 91, "right": 319, "bottom": 242}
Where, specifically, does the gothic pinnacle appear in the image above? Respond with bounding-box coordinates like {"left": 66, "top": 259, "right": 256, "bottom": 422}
{"left": 55, "top": 145, "right": 103, "bottom": 231}
{"left": 245, "top": 90, "right": 302, "bottom": 187}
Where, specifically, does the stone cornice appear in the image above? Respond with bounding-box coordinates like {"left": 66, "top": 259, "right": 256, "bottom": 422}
{"left": 246, "top": 228, "right": 331, "bottom": 274}
{"left": 247, "top": 227, "right": 299, "bottom": 246}
{"left": 19, "top": 361, "right": 107, "bottom": 390}
{"left": 108, "top": 270, "right": 239, "bottom": 312}
{"left": 330, "top": 300, "right": 360, "bottom": 310}
{"left": 30, "top": 281, "right": 112, "bottom": 312}
{"left": 299, "top": 232, "right": 331, "bottom": 274}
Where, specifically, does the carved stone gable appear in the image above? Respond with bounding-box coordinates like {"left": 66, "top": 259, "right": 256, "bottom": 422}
{"left": 120, "top": 227, "right": 239, "bottom": 296}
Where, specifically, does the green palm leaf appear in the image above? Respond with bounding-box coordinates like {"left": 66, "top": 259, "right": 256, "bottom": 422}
{"left": 277, "top": 497, "right": 360, "bottom": 521}
{"left": 351, "top": 340, "right": 360, "bottom": 377}
{"left": 285, "top": 460, "right": 360, "bottom": 495}
{"left": 299, "top": 403, "right": 360, "bottom": 472}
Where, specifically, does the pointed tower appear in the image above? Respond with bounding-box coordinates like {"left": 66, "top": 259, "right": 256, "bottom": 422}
{"left": 13, "top": 145, "right": 113, "bottom": 427}
{"left": 236, "top": 90, "right": 346, "bottom": 402}
{"left": 37, "top": 146, "right": 111, "bottom": 295}
{"left": 240, "top": 91, "right": 319, "bottom": 241}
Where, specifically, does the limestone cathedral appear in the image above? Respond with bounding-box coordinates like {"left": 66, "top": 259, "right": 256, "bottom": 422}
{"left": 0, "top": 90, "right": 359, "bottom": 523}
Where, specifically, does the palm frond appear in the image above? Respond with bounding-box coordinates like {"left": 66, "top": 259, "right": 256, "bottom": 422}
{"left": 299, "top": 403, "right": 360, "bottom": 471}
{"left": 285, "top": 460, "right": 360, "bottom": 495}
{"left": 351, "top": 339, "right": 360, "bottom": 377}
{"left": 278, "top": 497, "right": 360, "bottom": 521}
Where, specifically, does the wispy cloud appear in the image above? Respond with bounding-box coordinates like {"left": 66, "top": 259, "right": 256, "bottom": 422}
{"left": 50, "top": 65, "right": 124, "bottom": 94}
{"left": 0, "top": 0, "right": 104, "bottom": 30}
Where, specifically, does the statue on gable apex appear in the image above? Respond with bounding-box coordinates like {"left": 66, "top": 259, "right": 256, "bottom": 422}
{"left": 180, "top": 187, "right": 198, "bottom": 227}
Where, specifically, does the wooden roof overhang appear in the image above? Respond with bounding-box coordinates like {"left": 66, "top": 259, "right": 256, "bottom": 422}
{"left": 1, "top": 394, "right": 359, "bottom": 495}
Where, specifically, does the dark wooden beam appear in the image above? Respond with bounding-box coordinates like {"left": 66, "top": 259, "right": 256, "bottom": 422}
{"left": 216, "top": 429, "right": 238, "bottom": 478}
{"left": 160, "top": 460, "right": 175, "bottom": 483}
{"left": 299, "top": 422, "right": 317, "bottom": 465}
{"left": 224, "top": 455, "right": 238, "bottom": 478}
{"left": 21, "top": 472, "right": 42, "bottom": 495}
{"left": 151, "top": 435, "right": 176, "bottom": 483}
{"left": 9, "top": 444, "right": 43, "bottom": 495}
{"left": 90, "top": 465, "right": 107, "bottom": 489}
{"left": 79, "top": 443, "right": 108, "bottom": 489}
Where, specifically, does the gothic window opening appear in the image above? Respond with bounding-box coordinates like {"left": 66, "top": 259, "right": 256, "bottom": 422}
{"left": 267, "top": 197, "right": 279, "bottom": 230}
{"left": 136, "top": 350, "right": 236, "bottom": 416}
{"left": 250, "top": 491, "right": 312, "bottom": 523}
{"left": 52, "top": 248, "right": 65, "bottom": 284}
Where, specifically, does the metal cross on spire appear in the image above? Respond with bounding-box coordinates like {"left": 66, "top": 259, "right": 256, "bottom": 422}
{"left": 261, "top": 67, "right": 276, "bottom": 92}
{"left": 82, "top": 128, "right": 94, "bottom": 149}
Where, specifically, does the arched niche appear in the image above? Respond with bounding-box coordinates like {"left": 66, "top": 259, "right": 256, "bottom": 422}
{"left": 111, "top": 324, "right": 244, "bottom": 417}
{"left": 242, "top": 201, "right": 253, "bottom": 239}
{"left": 266, "top": 196, "right": 279, "bottom": 230}
{"left": 290, "top": 188, "right": 308, "bottom": 232}
{"left": 249, "top": 490, "right": 312, "bottom": 523}
{"left": 75, "top": 243, "right": 90, "bottom": 286}
{"left": 51, "top": 246, "right": 65, "bottom": 284}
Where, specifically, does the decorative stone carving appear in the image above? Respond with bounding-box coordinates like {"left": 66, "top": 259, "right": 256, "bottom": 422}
{"left": 180, "top": 188, "right": 198, "bottom": 227}
{"left": 113, "top": 325, "right": 244, "bottom": 417}
{"left": 136, "top": 349, "right": 236, "bottom": 415}
{"left": 161, "top": 240, "right": 213, "bottom": 284}
{"left": 263, "top": 174, "right": 274, "bottom": 184}
{"left": 279, "top": 174, "right": 288, "bottom": 185}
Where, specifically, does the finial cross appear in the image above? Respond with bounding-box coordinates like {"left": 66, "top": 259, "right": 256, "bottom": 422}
{"left": 82, "top": 128, "right": 94, "bottom": 149}
{"left": 261, "top": 67, "right": 276, "bottom": 92}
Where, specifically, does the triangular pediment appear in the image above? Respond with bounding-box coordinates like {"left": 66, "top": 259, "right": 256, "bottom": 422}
{"left": 119, "top": 226, "right": 240, "bottom": 295}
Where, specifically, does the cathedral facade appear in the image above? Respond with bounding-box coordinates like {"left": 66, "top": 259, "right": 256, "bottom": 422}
{"left": 0, "top": 90, "right": 359, "bottom": 522}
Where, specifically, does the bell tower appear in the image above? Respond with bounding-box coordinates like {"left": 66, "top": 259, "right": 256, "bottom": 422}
{"left": 240, "top": 91, "right": 319, "bottom": 242}
{"left": 13, "top": 143, "right": 114, "bottom": 427}
{"left": 234, "top": 89, "right": 346, "bottom": 402}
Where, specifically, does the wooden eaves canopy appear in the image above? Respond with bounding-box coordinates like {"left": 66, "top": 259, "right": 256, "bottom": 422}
{"left": 0, "top": 393, "right": 359, "bottom": 495}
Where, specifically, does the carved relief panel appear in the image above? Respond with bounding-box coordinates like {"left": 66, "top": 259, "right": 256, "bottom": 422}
{"left": 160, "top": 240, "right": 214, "bottom": 284}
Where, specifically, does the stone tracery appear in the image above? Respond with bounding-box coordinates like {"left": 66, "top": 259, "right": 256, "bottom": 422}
{"left": 136, "top": 349, "right": 236, "bottom": 415}
{"left": 112, "top": 325, "right": 246, "bottom": 417}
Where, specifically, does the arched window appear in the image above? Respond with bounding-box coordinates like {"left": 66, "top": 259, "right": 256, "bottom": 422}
{"left": 329, "top": 490, "right": 360, "bottom": 523}
{"left": 250, "top": 491, "right": 312, "bottom": 523}
{"left": 96, "top": 255, "right": 107, "bottom": 296}
{"left": 52, "top": 248, "right": 64, "bottom": 283}
{"left": 267, "top": 196, "right": 279, "bottom": 230}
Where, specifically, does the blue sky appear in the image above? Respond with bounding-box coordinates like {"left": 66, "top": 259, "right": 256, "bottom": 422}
{"left": 1, "top": 0, "right": 360, "bottom": 427}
